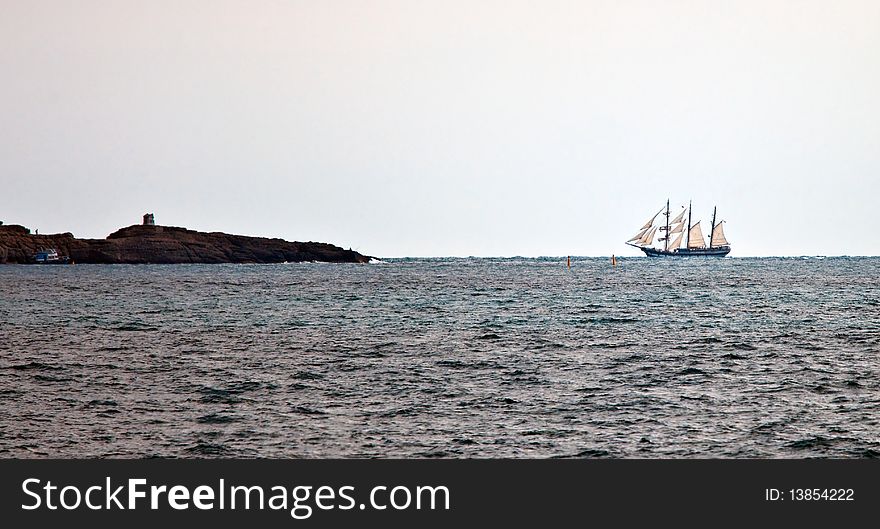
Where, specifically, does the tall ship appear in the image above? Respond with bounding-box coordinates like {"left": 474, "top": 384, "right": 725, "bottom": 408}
{"left": 626, "top": 200, "right": 731, "bottom": 257}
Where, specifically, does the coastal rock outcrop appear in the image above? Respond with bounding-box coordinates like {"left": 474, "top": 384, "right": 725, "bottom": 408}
{"left": 0, "top": 223, "right": 370, "bottom": 264}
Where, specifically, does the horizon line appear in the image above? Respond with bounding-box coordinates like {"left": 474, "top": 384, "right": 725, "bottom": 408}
{"left": 375, "top": 254, "right": 879, "bottom": 259}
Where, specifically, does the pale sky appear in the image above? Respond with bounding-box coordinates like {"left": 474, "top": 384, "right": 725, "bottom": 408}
{"left": 1, "top": 1, "right": 878, "bottom": 257}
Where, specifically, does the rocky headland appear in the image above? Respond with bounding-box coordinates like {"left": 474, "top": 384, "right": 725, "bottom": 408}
{"left": 0, "top": 223, "right": 370, "bottom": 264}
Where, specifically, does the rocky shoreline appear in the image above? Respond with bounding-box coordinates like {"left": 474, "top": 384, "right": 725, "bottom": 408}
{"left": 0, "top": 223, "right": 370, "bottom": 264}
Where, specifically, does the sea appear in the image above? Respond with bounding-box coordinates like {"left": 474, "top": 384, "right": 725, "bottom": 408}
{"left": 1, "top": 257, "right": 878, "bottom": 458}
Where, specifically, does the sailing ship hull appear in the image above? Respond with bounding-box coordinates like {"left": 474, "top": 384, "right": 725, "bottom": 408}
{"left": 640, "top": 246, "right": 730, "bottom": 257}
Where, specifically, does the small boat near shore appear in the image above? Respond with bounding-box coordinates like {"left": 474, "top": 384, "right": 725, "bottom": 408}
{"left": 626, "top": 200, "right": 731, "bottom": 257}
{"left": 33, "top": 248, "right": 72, "bottom": 264}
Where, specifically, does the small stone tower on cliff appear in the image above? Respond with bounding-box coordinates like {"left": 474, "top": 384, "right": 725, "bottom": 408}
{"left": 143, "top": 213, "right": 155, "bottom": 226}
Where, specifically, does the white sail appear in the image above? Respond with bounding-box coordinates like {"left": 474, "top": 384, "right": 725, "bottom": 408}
{"left": 627, "top": 227, "right": 650, "bottom": 242}
{"left": 668, "top": 222, "right": 684, "bottom": 235}
{"left": 670, "top": 207, "right": 686, "bottom": 224}
{"left": 640, "top": 208, "right": 664, "bottom": 230}
{"left": 687, "top": 221, "right": 706, "bottom": 248}
{"left": 668, "top": 232, "right": 683, "bottom": 250}
{"left": 642, "top": 226, "right": 657, "bottom": 246}
{"left": 637, "top": 226, "right": 657, "bottom": 246}
{"left": 711, "top": 221, "right": 729, "bottom": 246}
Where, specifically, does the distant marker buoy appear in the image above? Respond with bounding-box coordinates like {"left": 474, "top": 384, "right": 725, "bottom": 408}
{"left": 567, "top": 256, "right": 571, "bottom": 269}
{"left": 611, "top": 254, "right": 617, "bottom": 266}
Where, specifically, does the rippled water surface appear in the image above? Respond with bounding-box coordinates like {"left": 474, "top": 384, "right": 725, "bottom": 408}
{"left": 1, "top": 257, "right": 878, "bottom": 458}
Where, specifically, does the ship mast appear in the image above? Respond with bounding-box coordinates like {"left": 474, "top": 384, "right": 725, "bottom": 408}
{"left": 664, "top": 199, "right": 670, "bottom": 252}
{"left": 686, "top": 200, "right": 692, "bottom": 249}
{"left": 709, "top": 206, "right": 717, "bottom": 248}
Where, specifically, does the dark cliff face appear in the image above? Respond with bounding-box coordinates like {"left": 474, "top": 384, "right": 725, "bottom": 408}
{"left": 0, "top": 224, "right": 371, "bottom": 264}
